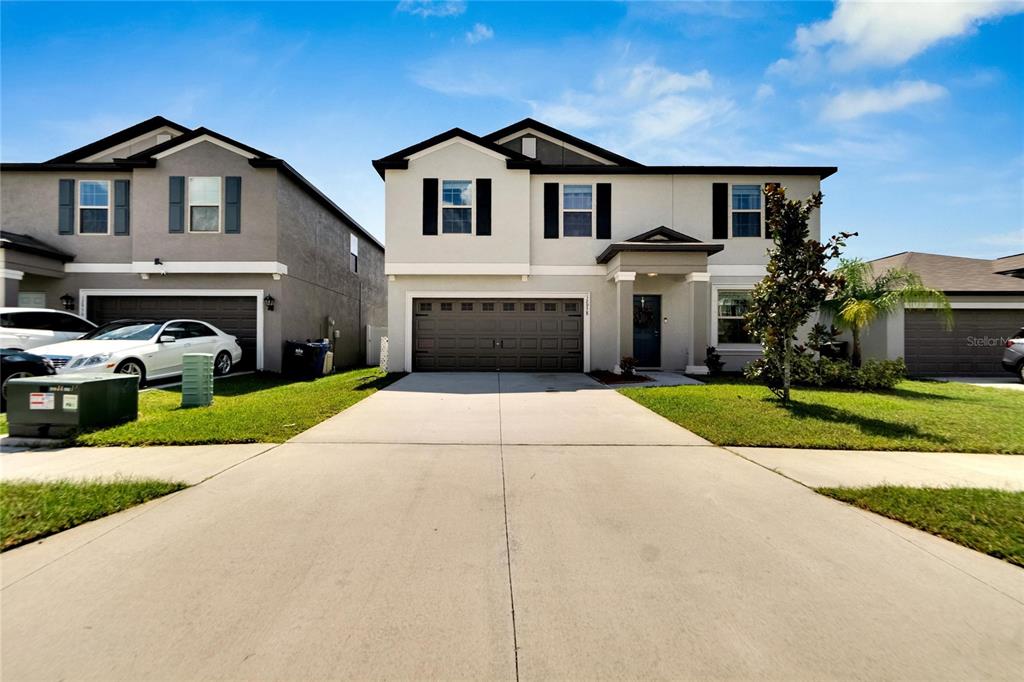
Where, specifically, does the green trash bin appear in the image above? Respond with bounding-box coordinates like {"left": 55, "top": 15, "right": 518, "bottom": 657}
{"left": 181, "top": 353, "right": 214, "bottom": 408}
{"left": 6, "top": 374, "right": 139, "bottom": 438}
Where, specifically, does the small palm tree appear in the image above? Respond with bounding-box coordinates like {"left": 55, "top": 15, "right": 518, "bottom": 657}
{"left": 823, "top": 258, "right": 952, "bottom": 367}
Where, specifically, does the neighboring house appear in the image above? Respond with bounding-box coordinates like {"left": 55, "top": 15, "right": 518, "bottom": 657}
{"left": 858, "top": 252, "right": 1024, "bottom": 376}
{"left": 1, "top": 116, "right": 385, "bottom": 371}
{"left": 373, "top": 118, "right": 836, "bottom": 373}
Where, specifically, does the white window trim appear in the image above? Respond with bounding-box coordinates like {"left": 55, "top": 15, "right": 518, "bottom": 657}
{"left": 730, "top": 183, "right": 763, "bottom": 239}
{"left": 78, "top": 179, "right": 111, "bottom": 235}
{"left": 562, "top": 183, "right": 594, "bottom": 238}
{"left": 187, "top": 176, "right": 223, "bottom": 234}
{"left": 440, "top": 179, "right": 474, "bottom": 235}
{"left": 79, "top": 288, "right": 266, "bottom": 370}
{"left": 404, "top": 290, "right": 591, "bottom": 373}
{"left": 711, "top": 285, "right": 760, "bottom": 350}
{"left": 350, "top": 234, "right": 359, "bottom": 273}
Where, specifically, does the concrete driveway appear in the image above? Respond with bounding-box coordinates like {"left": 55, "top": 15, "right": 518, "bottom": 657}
{"left": 2, "top": 373, "right": 1022, "bottom": 680}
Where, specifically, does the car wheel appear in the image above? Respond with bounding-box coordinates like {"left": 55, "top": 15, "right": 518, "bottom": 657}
{"left": 214, "top": 351, "right": 233, "bottom": 376}
{"left": 1019, "top": 362, "right": 1024, "bottom": 384}
{"left": 115, "top": 359, "right": 147, "bottom": 385}
{"left": 2, "top": 371, "right": 34, "bottom": 400}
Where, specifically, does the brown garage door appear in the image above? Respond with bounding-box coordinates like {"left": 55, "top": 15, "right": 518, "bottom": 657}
{"left": 87, "top": 295, "right": 258, "bottom": 370}
{"left": 413, "top": 298, "right": 584, "bottom": 371}
{"left": 904, "top": 309, "right": 1023, "bottom": 376}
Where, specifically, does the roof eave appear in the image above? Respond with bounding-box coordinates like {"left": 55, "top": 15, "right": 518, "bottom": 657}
{"left": 596, "top": 242, "right": 726, "bottom": 265}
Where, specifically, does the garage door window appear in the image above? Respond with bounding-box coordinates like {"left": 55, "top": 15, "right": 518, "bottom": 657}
{"left": 189, "top": 177, "right": 221, "bottom": 232}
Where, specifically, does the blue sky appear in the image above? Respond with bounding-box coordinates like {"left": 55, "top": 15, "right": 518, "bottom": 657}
{"left": 2, "top": 1, "right": 1022, "bottom": 260}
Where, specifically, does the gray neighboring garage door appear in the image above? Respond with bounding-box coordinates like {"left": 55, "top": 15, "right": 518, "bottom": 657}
{"left": 87, "top": 295, "right": 259, "bottom": 370}
{"left": 413, "top": 298, "right": 584, "bottom": 371}
{"left": 904, "top": 308, "right": 1023, "bottom": 376}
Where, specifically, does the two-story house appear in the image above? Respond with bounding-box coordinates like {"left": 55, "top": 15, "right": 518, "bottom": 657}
{"left": 1, "top": 116, "right": 385, "bottom": 372}
{"left": 373, "top": 118, "right": 836, "bottom": 374}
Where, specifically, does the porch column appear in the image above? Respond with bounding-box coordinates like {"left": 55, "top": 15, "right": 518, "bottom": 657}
{"left": 2, "top": 269, "right": 23, "bottom": 307}
{"left": 686, "top": 272, "right": 711, "bottom": 374}
{"left": 614, "top": 271, "right": 635, "bottom": 372}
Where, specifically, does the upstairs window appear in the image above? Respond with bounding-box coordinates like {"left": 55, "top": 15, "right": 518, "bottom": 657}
{"left": 717, "top": 290, "right": 753, "bottom": 344}
{"left": 731, "top": 185, "right": 761, "bottom": 237}
{"left": 189, "top": 177, "right": 221, "bottom": 232}
{"left": 563, "top": 184, "right": 592, "bottom": 237}
{"left": 350, "top": 235, "right": 359, "bottom": 273}
{"left": 79, "top": 180, "right": 110, "bottom": 234}
{"left": 441, "top": 180, "right": 472, "bottom": 234}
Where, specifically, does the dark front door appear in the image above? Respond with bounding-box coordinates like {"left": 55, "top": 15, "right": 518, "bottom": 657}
{"left": 633, "top": 295, "right": 661, "bottom": 367}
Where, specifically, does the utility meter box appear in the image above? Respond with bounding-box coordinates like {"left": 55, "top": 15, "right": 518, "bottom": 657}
{"left": 6, "top": 374, "right": 139, "bottom": 438}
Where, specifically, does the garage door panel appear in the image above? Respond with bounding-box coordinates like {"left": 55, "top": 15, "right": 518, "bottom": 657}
{"left": 905, "top": 309, "right": 1022, "bottom": 376}
{"left": 88, "top": 295, "right": 257, "bottom": 370}
{"left": 413, "top": 298, "right": 584, "bottom": 372}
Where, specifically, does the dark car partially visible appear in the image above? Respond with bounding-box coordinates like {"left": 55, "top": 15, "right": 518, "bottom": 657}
{"left": 2, "top": 348, "right": 56, "bottom": 411}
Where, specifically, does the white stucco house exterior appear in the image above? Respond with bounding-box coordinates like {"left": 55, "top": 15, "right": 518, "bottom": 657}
{"left": 373, "top": 119, "right": 836, "bottom": 374}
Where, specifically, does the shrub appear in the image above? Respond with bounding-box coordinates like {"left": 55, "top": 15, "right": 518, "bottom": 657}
{"left": 619, "top": 356, "right": 637, "bottom": 377}
{"left": 744, "top": 354, "right": 904, "bottom": 391}
{"left": 855, "top": 359, "right": 906, "bottom": 390}
{"left": 704, "top": 346, "right": 725, "bottom": 375}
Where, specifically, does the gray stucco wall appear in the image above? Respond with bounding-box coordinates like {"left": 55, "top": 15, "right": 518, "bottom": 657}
{"left": 276, "top": 173, "right": 386, "bottom": 368}
{"left": 501, "top": 134, "right": 603, "bottom": 165}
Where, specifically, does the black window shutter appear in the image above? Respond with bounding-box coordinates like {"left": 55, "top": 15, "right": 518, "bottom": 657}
{"left": 596, "top": 183, "right": 611, "bottom": 239}
{"left": 764, "top": 182, "right": 780, "bottom": 239}
{"left": 58, "top": 179, "right": 75, "bottom": 235}
{"left": 712, "top": 182, "right": 728, "bottom": 239}
{"left": 113, "top": 180, "right": 130, "bottom": 235}
{"left": 169, "top": 176, "right": 185, "bottom": 233}
{"left": 422, "top": 178, "right": 438, "bottom": 235}
{"left": 543, "top": 183, "right": 559, "bottom": 239}
{"left": 476, "top": 178, "right": 491, "bottom": 236}
{"left": 225, "top": 176, "right": 242, "bottom": 234}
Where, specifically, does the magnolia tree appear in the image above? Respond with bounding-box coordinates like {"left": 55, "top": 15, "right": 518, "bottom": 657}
{"left": 745, "top": 185, "right": 854, "bottom": 402}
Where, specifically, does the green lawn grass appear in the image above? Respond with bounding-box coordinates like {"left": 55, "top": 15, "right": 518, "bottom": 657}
{"left": 818, "top": 486, "right": 1024, "bottom": 567}
{"left": 622, "top": 379, "right": 1024, "bottom": 453}
{"left": 72, "top": 367, "right": 398, "bottom": 446}
{"left": 1, "top": 479, "right": 186, "bottom": 551}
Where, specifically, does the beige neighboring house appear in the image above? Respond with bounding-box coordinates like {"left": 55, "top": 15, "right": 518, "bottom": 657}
{"left": 858, "top": 251, "right": 1024, "bottom": 376}
{"left": 373, "top": 118, "right": 836, "bottom": 373}
{"left": 1, "top": 116, "right": 385, "bottom": 371}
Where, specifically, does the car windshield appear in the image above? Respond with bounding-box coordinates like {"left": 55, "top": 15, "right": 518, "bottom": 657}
{"left": 81, "top": 322, "right": 162, "bottom": 341}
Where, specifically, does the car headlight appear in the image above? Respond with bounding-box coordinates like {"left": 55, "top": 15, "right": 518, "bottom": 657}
{"left": 42, "top": 357, "right": 55, "bottom": 369}
{"left": 83, "top": 353, "right": 112, "bottom": 366}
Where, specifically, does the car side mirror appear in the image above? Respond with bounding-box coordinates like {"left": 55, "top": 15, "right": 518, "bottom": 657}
{"left": 159, "top": 335, "right": 176, "bottom": 344}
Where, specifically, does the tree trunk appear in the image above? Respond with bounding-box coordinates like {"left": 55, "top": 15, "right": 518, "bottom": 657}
{"left": 851, "top": 326, "right": 862, "bottom": 368}
{"left": 782, "top": 336, "right": 792, "bottom": 403}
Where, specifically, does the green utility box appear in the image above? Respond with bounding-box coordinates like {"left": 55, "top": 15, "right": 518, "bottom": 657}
{"left": 181, "top": 353, "right": 214, "bottom": 408}
{"left": 6, "top": 374, "right": 139, "bottom": 438}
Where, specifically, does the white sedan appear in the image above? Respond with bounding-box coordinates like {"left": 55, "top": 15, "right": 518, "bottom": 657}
{"left": 32, "top": 319, "right": 243, "bottom": 384}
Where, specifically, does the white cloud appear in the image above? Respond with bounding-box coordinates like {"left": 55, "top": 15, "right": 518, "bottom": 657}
{"left": 396, "top": 1, "right": 465, "bottom": 18}
{"left": 755, "top": 83, "right": 775, "bottom": 101}
{"left": 527, "top": 61, "right": 732, "bottom": 159}
{"left": 978, "top": 230, "right": 1024, "bottom": 247}
{"left": 465, "top": 23, "right": 494, "bottom": 44}
{"left": 792, "top": 0, "right": 1024, "bottom": 70}
{"left": 822, "top": 80, "right": 948, "bottom": 121}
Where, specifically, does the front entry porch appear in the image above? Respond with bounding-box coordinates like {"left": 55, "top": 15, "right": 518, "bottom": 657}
{"left": 600, "top": 227, "right": 722, "bottom": 374}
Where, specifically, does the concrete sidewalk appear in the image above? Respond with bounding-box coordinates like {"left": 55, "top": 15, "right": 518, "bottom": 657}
{"left": 0, "top": 443, "right": 275, "bottom": 485}
{"left": 730, "top": 447, "right": 1024, "bottom": 490}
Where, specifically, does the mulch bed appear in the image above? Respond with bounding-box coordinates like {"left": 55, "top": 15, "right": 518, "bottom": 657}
{"left": 588, "top": 371, "right": 654, "bottom": 385}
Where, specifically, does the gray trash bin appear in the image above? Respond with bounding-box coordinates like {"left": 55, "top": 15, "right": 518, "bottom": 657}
{"left": 6, "top": 374, "right": 139, "bottom": 438}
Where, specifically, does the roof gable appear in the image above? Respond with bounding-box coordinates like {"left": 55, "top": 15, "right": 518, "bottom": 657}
{"left": 484, "top": 118, "right": 641, "bottom": 167}
{"left": 372, "top": 127, "right": 535, "bottom": 178}
{"left": 626, "top": 226, "right": 702, "bottom": 243}
{"left": 122, "top": 127, "right": 272, "bottom": 161}
{"left": 46, "top": 116, "right": 190, "bottom": 163}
